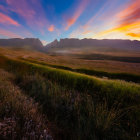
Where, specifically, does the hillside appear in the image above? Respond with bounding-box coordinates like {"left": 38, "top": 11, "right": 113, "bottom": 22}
{"left": 0, "top": 53, "right": 140, "bottom": 140}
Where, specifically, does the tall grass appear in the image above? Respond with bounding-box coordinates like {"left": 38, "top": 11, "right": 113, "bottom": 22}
{"left": 15, "top": 74, "right": 132, "bottom": 140}
{"left": 0, "top": 55, "right": 140, "bottom": 110}
{"left": 0, "top": 69, "right": 52, "bottom": 140}
{"left": 0, "top": 55, "right": 140, "bottom": 139}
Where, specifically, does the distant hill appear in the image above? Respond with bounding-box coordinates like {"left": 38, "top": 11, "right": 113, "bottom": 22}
{"left": 0, "top": 38, "right": 44, "bottom": 52}
{"left": 46, "top": 38, "right": 140, "bottom": 53}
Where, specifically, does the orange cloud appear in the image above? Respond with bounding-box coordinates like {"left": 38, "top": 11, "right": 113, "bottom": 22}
{"left": 127, "top": 33, "right": 140, "bottom": 38}
{"left": 48, "top": 25, "right": 54, "bottom": 32}
{"left": 0, "top": 28, "right": 22, "bottom": 38}
{"left": 0, "top": 12, "right": 19, "bottom": 26}
{"left": 65, "top": 0, "right": 89, "bottom": 30}
{"left": 94, "top": 0, "right": 140, "bottom": 40}
{"left": 94, "top": 21, "right": 140, "bottom": 38}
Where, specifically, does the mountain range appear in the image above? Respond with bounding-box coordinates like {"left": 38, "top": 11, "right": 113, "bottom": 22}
{"left": 0, "top": 38, "right": 44, "bottom": 52}
{"left": 0, "top": 38, "right": 140, "bottom": 53}
{"left": 46, "top": 38, "right": 140, "bottom": 53}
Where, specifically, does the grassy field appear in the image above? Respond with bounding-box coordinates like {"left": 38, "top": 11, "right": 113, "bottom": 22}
{"left": 20, "top": 57, "right": 140, "bottom": 83}
{"left": 1, "top": 47, "right": 140, "bottom": 74}
{"left": 79, "top": 53, "right": 140, "bottom": 63}
{"left": 0, "top": 51, "right": 140, "bottom": 140}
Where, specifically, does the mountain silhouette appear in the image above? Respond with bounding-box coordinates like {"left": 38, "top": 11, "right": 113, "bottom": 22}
{"left": 0, "top": 38, "right": 140, "bottom": 54}
{"left": 0, "top": 38, "right": 44, "bottom": 52}
{"left": 46, "top": 38, "right": 140, "bottom": 53}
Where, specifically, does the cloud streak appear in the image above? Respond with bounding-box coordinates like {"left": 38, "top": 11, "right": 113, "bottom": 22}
{"left": 69, "top": 0, "right": 117, "bottom": 38}
{"left": 0, "top": 12, "right": 19, "bottom": 26}
{"left": 5, "top": 0, "right": 49, "bottom": 32}
{"left": 93, "top": 0, "right": 140, "bottom": 40}
{"left": 65, "top": 0, "right": 90, "bottom": 30}
{"left": 117, "top": 0, "right": 140, "bottom": 25}
{"left": 94, "top": 21, "right": 140, "bottom": 37}
{"left": 127, "top": 33, "right": 140, "bottom": 38}
{"left": 0, "top": 28, "right": 22, "bottom": 38}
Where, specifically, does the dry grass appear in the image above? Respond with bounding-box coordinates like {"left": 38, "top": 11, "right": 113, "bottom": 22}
{"left": 0, "top": 69, "right": 53, "bottom": 140}
{"left": 1, "top": 47, "right": 140, "bottom": 74}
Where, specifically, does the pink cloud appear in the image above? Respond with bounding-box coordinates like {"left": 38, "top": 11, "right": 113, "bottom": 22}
{"left": 48, "top": 25, "right": 55, "bottom": 32}
{"left": 6, "top": 0, "right": 35, "bottom": 19}
{"left": 0, "top": 28, "right": 23, "bottom": 38}
{"left": 65, "top": 0, "right": 90, "bottom": 30}
{"left": 0, "top": 12, "right": 19, "bottom": 26}
{"left": 5, "top": 0, "right": 49, "bottom": 31}
{"left": 117, "top": 0, "right": 140, "bottom": 26}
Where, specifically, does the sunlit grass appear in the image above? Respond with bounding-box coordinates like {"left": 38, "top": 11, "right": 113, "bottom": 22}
{"left": 21, "top": 57, "right": 140, "bottom": 83}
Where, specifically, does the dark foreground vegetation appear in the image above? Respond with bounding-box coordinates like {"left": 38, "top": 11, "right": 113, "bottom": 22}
{"left": 0, "top": 55, "right": 140, "bottom": 140}
{"left": 0, "top": 69, "right": 53, "bottom": 140}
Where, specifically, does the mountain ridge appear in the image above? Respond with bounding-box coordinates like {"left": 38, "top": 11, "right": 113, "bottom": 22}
{"left": 0, "top": 38, "right": 140, "bottom": 53}
{"left": 45, "top": 38, "right": 140, "bottom": 53}
{"left": 0, "top": 38, "right": 44, "bottom": 52}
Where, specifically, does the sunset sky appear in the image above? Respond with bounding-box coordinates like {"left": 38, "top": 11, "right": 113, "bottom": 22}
{"left": 0, "top": 0, "right": 140, "bottom": 44}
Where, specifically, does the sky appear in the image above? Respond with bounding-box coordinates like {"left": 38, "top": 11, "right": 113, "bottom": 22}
{"left": 0, "top": 0, "right": 140, "bottom": 44}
